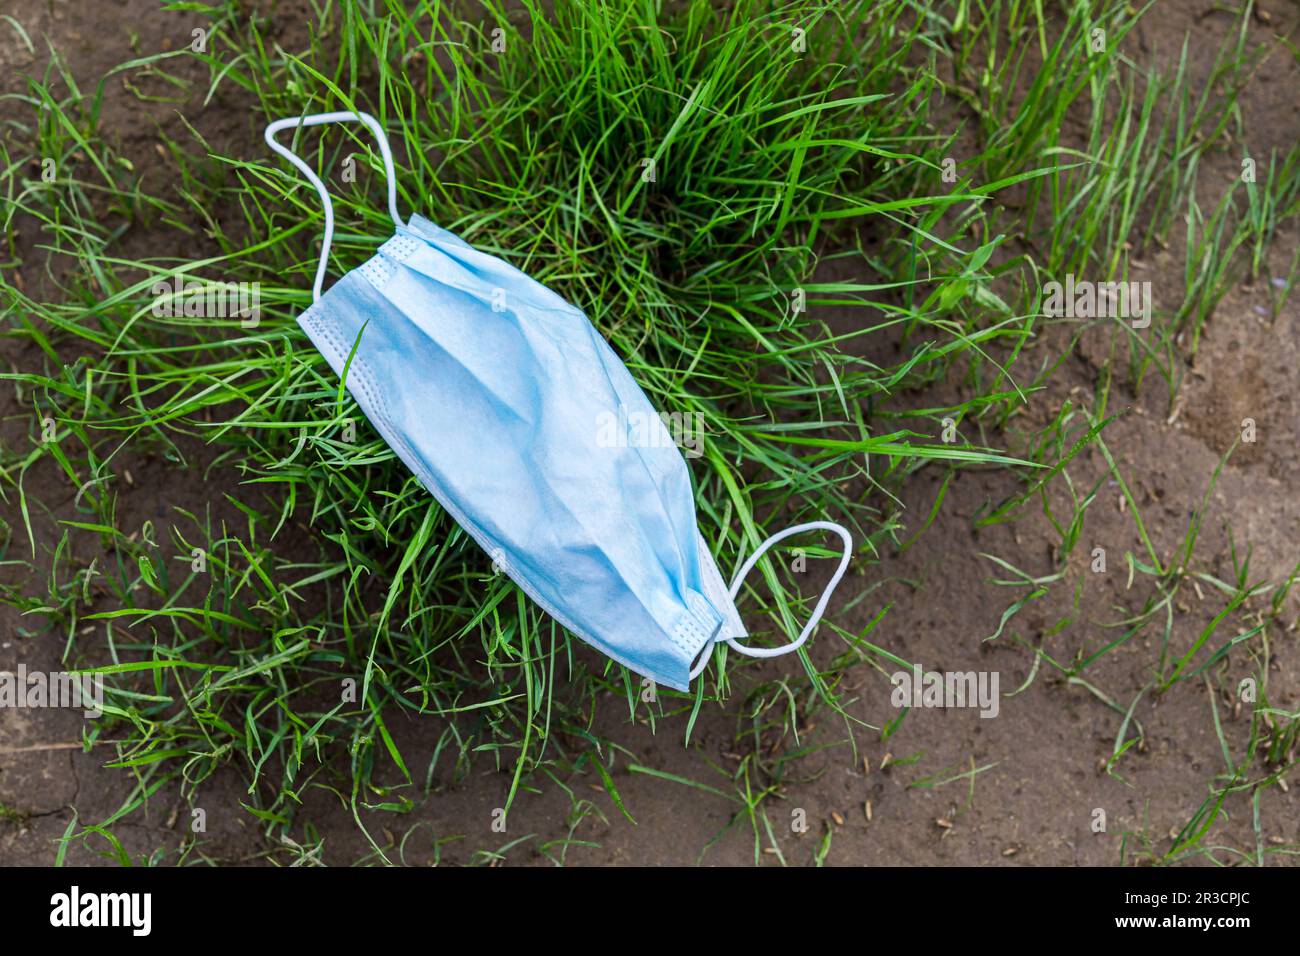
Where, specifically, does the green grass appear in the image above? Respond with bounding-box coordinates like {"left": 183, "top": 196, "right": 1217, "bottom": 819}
{"left": 0, "top": 0, "right": 1296, "bottom": 865}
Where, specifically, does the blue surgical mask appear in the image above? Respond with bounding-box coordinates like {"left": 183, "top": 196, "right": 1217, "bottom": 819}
{"left": 265, "top": 111, "right": 851, "bottom": 691}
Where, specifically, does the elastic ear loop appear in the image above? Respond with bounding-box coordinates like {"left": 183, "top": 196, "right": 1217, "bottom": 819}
{"left": 264, "top": 110, "right": 405, "bottom": 302}
{"left": 690, "top": 521, "right": 853, "bottom": 680}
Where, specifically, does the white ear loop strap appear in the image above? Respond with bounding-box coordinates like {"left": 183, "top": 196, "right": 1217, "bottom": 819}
{"left": 264, "top": 110, "right": 405, "bottom": 302}
{"left": 690, "top": 521, "right": 853, "bottom": 680}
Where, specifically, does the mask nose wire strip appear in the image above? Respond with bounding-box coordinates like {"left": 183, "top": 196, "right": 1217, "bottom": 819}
{"left": 264, "top": 110, "right": 405, "bottom": 302}
{"left": 689, "top": 521, "right": 852, "bottom": 680}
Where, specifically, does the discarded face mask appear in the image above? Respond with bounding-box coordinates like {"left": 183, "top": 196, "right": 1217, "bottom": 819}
{"left": 265, "top": 110, "right": 852, "bottom": 691}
